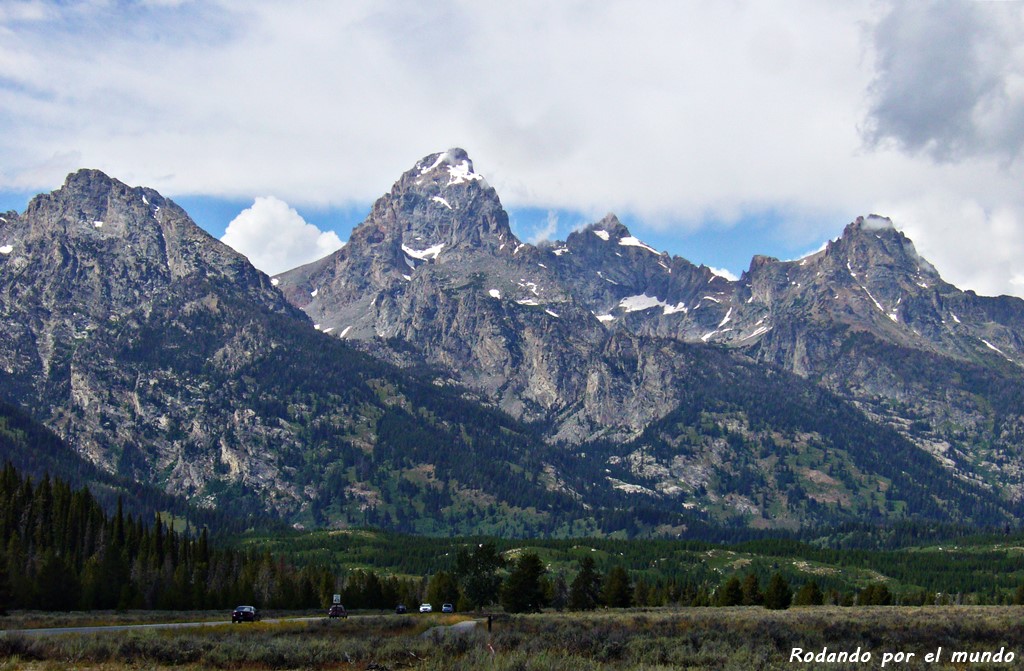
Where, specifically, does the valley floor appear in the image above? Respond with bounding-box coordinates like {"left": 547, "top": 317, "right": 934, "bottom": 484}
{"left": 2, "top": 606, "right": 1022, "bottom": 669}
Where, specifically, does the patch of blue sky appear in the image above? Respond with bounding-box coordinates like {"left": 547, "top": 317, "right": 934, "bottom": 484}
{"left": 0, "top": 189, "right": 36, "bottom": 214}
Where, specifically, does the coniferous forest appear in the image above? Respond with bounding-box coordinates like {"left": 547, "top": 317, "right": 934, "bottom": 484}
{"left": 0, "top": 462, "right": 349, "bottom": 611}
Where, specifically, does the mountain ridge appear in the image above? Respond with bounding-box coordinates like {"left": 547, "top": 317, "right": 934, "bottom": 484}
{"left": 2, "top": 153, "right": 1023, "bottom": 534}
{"left": 276, "top": 148, "right": 1024, "bottom": 515}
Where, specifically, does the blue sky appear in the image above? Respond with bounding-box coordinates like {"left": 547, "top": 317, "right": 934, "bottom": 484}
{"left": 1, "top": 1, "right": 1022, "bottom": 293}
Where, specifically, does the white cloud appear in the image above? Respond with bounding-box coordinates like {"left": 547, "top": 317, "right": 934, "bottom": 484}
{"left": 528, "top": 210, "right": 559, "bottom": 245}
{"left": 221, "top": 196, "right": 342, "bottom": 275}
{"left": 878, "top": 195, "right": 1024, "bottom": 299}
{"left": 708, "top": 267, "right": 739, "bottom": 282}
{"left": 0, "top": 1, "right": 1021, "bottom": 296}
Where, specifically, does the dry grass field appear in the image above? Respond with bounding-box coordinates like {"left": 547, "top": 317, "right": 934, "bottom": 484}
{"left": 2, "top": 606, "right": 1022, "bottom": 670}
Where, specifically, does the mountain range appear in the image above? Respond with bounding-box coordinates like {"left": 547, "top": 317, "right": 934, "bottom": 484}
{"left": 2, "top": 149, "right": 1022, "bottom": 536}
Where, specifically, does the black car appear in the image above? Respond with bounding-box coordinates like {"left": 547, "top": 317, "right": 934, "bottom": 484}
{"left": 328, "top": 604, "right": 348, "bottom": 618}
{"left": 395, "top": 604, "right": 408, "bottom": 614}
{"left": 231, "top": 605, "right": 260, "bottom": 623}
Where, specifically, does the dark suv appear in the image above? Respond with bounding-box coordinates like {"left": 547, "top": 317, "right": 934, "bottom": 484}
{"left": 328, "top": 604, "right": 348, "bottom": 618}
{"left": 231, "top": 605, "right": 260, "bottom": 623}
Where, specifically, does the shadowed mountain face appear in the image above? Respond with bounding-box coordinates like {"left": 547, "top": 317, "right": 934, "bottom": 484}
{"left": 2, "top": 153, "right": 1023, "bottom": 534}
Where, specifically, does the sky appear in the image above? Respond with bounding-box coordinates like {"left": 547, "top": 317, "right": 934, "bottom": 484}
{"left": 1, "top": 1, "right": 1023, "bottom": 295}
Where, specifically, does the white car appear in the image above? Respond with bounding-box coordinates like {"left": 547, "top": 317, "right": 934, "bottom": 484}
{"left": 419, "top": 603, "right": 432, "bottom": 613}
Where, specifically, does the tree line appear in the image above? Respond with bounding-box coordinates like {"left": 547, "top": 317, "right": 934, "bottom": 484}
{"left": 0, "top": 462, "right": 350, "bottom": 612}
{"left": 5, "top": 462, "right": 1024, "bottom": 614}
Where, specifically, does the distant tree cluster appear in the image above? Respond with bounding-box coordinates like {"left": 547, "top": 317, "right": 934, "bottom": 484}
{"left": 0, "top": 463, "right": 338, "bottom": 611}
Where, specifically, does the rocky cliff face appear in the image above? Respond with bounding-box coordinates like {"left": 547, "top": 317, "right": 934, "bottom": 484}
{"left": 277, "top": 150, "right": 1024, "bottom": 512}
{"left": 0, "top": 170, "right": 313, "bottom": 509}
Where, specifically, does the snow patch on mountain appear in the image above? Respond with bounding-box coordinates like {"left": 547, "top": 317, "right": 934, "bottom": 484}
{"left": 447, "top": 160, "right": 483, "bottom": 186}
{"left": 618, "top": 236, "right": 659, "bottom": 255}
{"left": 402, "top": 242, "right": 445, "bottom": 260}
{"left": 619, "top": 294, "right": 666, "bottom": 312}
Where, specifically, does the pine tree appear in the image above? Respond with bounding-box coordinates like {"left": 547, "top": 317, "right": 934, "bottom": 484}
{"left": 550, "top": 573, "right": 569, "bottom": 611}
{"left": 716, "top": 575, "right": 743, "bottom": 607}
{"left": 1013, "top": 580, "right": 1024, "bottom": 605}
{"left": 763, "top": 572, "right": 792, "bottom": 610}
{"left": 427, "top": 570, "right": 460, "bottom": 607}
{"left": 859, "top": 582, "right": 892, "bottom": 606}
{"left": 603, "top": 565, "right": 633, "bottom": 608}
{"left": 501, "top": 552, "right": 547, "bottom": 613}
{"left": 568, "top": 556, "right": 602, "bottom": 610}
{"left": 741, "top": 573, "right": 763, "bottom": 606}
{"left": 793, "top": 580, "right": 824, "bottom": 606}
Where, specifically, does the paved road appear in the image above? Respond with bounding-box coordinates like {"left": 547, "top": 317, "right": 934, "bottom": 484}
{"left": 421, "top": 619, "right": 481, "bottom": 639}
{"left": 0, "top": 616, "right": 322, "bottom": 637}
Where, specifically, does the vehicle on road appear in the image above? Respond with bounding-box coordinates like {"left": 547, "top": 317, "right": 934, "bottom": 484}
{"left": 395, "top": 604, "right": 408, "bottom": 614}
{"left": 231, "top": 605, "right": 260, "bottom": 623}
{"left": 328, "top": 604, "right": 347, "bottom": 618}
{"left": 442, "top": 603, "right": 454, "bottom": 613}
{"left": 419, "top": 603, "right": 432, "bottom": 613}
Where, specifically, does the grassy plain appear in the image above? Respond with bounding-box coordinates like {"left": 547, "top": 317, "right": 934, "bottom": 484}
{"left": 3, "top": 606, "right": 1023, "bottom": 670}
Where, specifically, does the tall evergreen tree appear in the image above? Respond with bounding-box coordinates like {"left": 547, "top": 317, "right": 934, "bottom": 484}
{"left": 741, "top": 573, "right": 763, "bottom": 606}
{"left": 603, "top": 565, "right": 634, "bottom": 608}
{"left": 716, "top": 575, "right": 743, "bottom": 607}
{"left": 793, "top": 580, "right": 824, "bottom": 606}
{"left": 550, "top": 572, "right": 569, "bottom": 611}
{"left": 763, "top": 572, "right": 792, "bottom": 610}
{"left": 501, "top": 552, "right": 547, "bottom": 613}
{"left": 427, "top": 570, "right": 460, "bottom": 607}
{"left": 568, "top": 556, "right": 602, "bottom": 611}
{"left": 859, "top": 582, "right": 893, "bottom": 606}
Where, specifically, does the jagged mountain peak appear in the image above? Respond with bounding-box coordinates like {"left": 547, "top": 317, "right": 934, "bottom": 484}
{"left": 568, "top": 214, "right": 665, "bottom": 259}
{"left": 49, "top": 168, "right": 164, "bottom": 208}
{"left": 412, "top": 147, "right": 478, "bottom": 180}
{"left": 589, "top": 213, "right": 630, "bottom": 237}
{"left": 345, "top": 148, "right": 515, "bottom": 257}
{"left": 400, "top": 147, "right": 490, "bottom": 201}
{"left": 5, "top": 168, "right": 281, "bottom": 315}
{"left": 826, "top": 214, "right": 940, "bottom": 281}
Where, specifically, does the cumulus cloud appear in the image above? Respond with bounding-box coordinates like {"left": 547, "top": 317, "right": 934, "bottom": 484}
{"left": 221, "top": 197, "right": 342, "bottom": 275}
{"left": 708, "top": 267, "right": 739, "bottom": 282}
{"left": 863, "top": 1, "right": 1024, "bottom": 163}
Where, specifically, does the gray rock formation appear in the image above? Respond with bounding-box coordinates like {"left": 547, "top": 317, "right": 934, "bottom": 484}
{"left": 277, "top": 150, "right": 1024, "bottom": 507}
